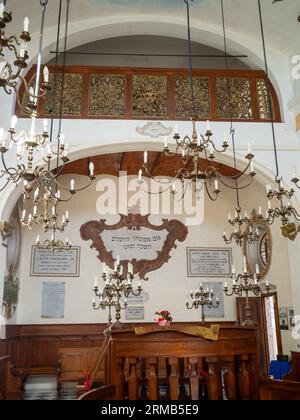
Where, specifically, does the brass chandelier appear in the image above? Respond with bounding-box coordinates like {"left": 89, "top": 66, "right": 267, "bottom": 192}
{"left": 257, "top": 0, "right": 300, "bottom": 237}
{"left": 93, "top": 260, "right": 143, "bottom": 327}
{"left": 35, "top": 231, "right": 72, "bottom": 252}
{"left": 0, "top": 0, "right": 51, "bottom": 115}
{"left": 141, "top": 0, "right": 256, "bottom": 202}
{"left": 0, "top": 0, "right": 95, "bottom": 203}
{"left": 21, "top": 188, "right": 70, "bottom": 233}
{"left": 224, "top": 257, "right": 270, "bottom": 326}
{"left": 186, "top": 283, "right": 219, "bottom": 323}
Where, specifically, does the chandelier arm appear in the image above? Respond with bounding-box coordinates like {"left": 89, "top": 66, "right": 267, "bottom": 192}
{"left": 0, "top": 178, "right": 11, "bottom": 192}
{"left": 218, "top": 176, "right": 254, "bottom": 191}
{"left": 204, "top": 181, "right": 218, "bottom": 202}
{"left": 1, "top": 153, "right": 19, "bottom": 178}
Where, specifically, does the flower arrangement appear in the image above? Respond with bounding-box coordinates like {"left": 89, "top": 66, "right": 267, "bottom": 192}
{"left": 154, "top": 310, "right": 173, "bottom": 326}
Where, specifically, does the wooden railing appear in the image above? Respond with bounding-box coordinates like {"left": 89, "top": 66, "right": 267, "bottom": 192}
{"left": 16, "top": 66, "right": 281, "bottom": 123}
{"left": 259, "top": 377, "right": 300, "bottom": 400}
{"left": 98, "top": 325, "right": 260, "bottom": 401}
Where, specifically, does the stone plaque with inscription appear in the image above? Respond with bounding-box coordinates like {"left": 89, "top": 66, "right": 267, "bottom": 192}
{"left": 125, "top": 306, "right": 145, "bottom": 321}
{"left": 187, "top": 247, "right": 232, "bottom": 277}
{"left": 30, "top": 246, "right": 81, "bottom": 277}
{"left": 41, "top": 282, "right": 65, "bottom": 319}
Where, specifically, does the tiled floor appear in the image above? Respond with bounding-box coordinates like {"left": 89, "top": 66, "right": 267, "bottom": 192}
{"left": 22, "top": 375, "right": 77, "bottom": 401}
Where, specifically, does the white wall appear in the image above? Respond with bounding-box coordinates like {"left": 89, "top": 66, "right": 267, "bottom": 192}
{"left": 15, "top": 174, "right": 296, "bottom": 354}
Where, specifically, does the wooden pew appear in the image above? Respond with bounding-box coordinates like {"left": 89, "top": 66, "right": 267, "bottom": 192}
{"left": 0, "top": 356, "right": 22, "bottom": 400}
{"left": 102, "top": 325, "right": 260, "bottom": 401}
{"left": 282, "top": 352, "right": 300, "bottom": 382}
{"left": 259, "top": 377, "right": 300, "bottom": 400}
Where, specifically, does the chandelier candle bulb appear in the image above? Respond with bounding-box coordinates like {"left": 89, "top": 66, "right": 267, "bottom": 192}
{"left": 206, "top": 120, "right": 211, "bottom": 131}
{"left": 29, "top": 87, "right": 35, "bottom": 104}
{"left": 94, "top": 277, "right": 98, "bottom": 288}
{"left": 268, "top": 200, "right": 272, "bottom": 210}
{"left": 65, "top": 211, "right": 69, "bottom": 220}
{"left": 19, "top": 48, "right": 25, "bottom": 58}
{"left": 23, "top": 17, "right": 29, "bottom": 32}
{"left": 0, "top": 128, "right": 4, "bottom": 142}
{"left": 43, "top": 66, "right": 49, "bottom": 83}
{"left": 164, "top": 136, "right": 168, "bottom": 148}
{"left": 33, "top": 206, "right": 37, "bottom": 216}
{"left": 256, "top": 264, "right": 260, "bottom": 275}
{"left": 144, "top": 151, "right": 148, "bottom": 164}
{"left": 174, "top": 124, "right": 179, "bottom": 134}
{"left": 138, "top": 169, "right": 142, "bottom": 181}
{"left": 248, "top": 143, "right": 252, "bottom": 155}
{"left": 89, "top": 162, "right": 94, "bottom": 177}
{"left": 11, "top": 115, "right": 17, "bottom": 130}
{"left": 43, "top": 119, "right": 48, "bottom": 133}
{"left": 243, "top": 256, "right": 248, "bottom": 274}
{"left": 258, "top": 207, "right": 262, "bottom": 217}
{"left": 0, "top": 3, "right": 4, "bottom": 18}
{"left": 70, "top": 179, "right": 75, "bottom": 191}
{"left": 36, "top": 235, "right": 40, "bottom": 244}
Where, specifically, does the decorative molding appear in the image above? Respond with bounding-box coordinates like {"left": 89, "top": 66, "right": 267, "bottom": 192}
{"left": 2, "top": 272, "right": 19, "bottom": 320}
{"left": 0, "top": 221, "right": 14, "bottom": 248}
{"left": 80, "top": 213, "right": 188, "bottom": 279}
{"left": 136, "top": 121, "right": 173, "bottom": 138}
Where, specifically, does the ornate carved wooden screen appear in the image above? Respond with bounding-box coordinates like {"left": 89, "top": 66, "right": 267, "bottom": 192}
{"left": 16, "top": 66, "right": 281, "bottom": 122}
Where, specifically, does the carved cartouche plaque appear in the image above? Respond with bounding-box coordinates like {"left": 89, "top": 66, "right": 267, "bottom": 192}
{"left": 80, "top": 213, "right": 188, "bottom": 279}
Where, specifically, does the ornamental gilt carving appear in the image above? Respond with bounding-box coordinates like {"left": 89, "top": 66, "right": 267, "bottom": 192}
{"left": 89, "top": 74, "right": 126, "bottom": 117}
{"left": 174, "top": 76, "right": 211, "bottom": 119}
{"left": 132, "top": 75, "right": 168, "bottom": 117}
{"left": 216, "top": 77, "right": 253, "bottom": 120}
{"left": 45, "top": 73, "right": 83, "bottom": 116}
{"left": 80, "top": 213, "right": 188, "bottom": 280}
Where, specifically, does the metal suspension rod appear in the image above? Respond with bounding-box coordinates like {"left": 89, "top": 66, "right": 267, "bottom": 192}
{"left": 258, "top": 0, "right": 280, "bottom": 179}
{"left": 34, "top": 0, "right": 49, "bottom": 100}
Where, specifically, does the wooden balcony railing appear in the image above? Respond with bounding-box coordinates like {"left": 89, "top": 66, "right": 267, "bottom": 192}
{"left": 16, "top": 66, "right": 281, "bottom": 123}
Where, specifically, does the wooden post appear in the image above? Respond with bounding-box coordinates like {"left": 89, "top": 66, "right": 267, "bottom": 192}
{"left": 148, "top": 358, "right": 158, "bottom": 401}
{"left": 128, "top": 358, "right": 139, "bottom": 400}
{"left": 168, "top": 358, "right": 179, "bottom": 400}
{"left": 238, "top": 355, "right": 250, "bottom": 400}
{"left": 223, "top": 356, "right": 237, "bottom": 400}
{"left": 206, "top": 357, "right": 221, "bottom": 400}
{"left": 189, "top": 357, "right": 199, "bottom": 401}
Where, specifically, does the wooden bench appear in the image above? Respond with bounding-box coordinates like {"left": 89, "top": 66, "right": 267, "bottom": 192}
{"left": 0, "top": 356, "right": 22, "bottom": 400}
{"left": 58, "top": 347, "right": 104, "bottom": 385}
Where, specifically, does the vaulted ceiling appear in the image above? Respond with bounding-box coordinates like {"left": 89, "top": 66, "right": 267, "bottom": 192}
{"left": 7, "top": 0, "right": 300, "bottom": 57}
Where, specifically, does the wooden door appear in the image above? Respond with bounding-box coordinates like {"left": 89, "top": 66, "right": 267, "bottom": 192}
{"left": 236, "top": 293, "right": 282, "bottom": 376}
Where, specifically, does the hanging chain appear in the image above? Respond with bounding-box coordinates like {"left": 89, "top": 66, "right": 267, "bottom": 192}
{"left": 258, "top": 0, "right": 280, "bottom": 180}
{"left": 184, "top": 0, "right": 197, "bottom": 118}
{"left": 221, "top": 0, "right": 240, "bottom": 209}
